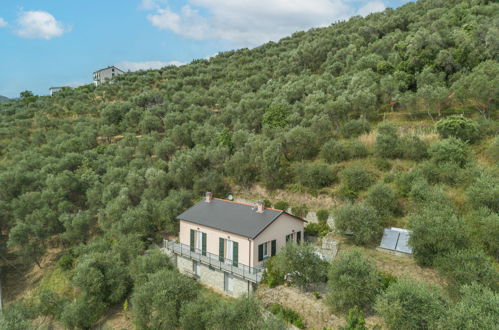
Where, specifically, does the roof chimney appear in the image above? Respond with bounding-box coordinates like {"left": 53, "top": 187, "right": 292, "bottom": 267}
{"left": 256, "top": 200, "right": 264, "bottom": 213}
{"left": 205, "top": 192, "right": 212, "bottom": 203}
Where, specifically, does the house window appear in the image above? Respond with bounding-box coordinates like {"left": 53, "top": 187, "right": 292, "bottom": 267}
{"left": 219, "top": 238, "right": 239, "bottom": 267}
{"left": 258, "top": 240, "right": 276, "bottom": 261}
{"left": 190, "top": 229, "right": 207, "bottom": 255}
{"left": 286, "top": 233, "right": 294, "bottom": 242}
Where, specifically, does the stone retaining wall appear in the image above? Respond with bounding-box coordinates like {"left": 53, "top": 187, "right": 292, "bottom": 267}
{"left": 177, "top": 255, "right": 252, "bottom": 297}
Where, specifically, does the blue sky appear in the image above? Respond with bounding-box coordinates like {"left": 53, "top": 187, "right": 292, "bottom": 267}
{"left": 0, "top": 0, "right": 411, "bottom": 98}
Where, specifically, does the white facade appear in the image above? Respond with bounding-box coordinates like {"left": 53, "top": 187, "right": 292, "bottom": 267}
{"left": 93, "top": 66, "right": 124, "bottom": 85}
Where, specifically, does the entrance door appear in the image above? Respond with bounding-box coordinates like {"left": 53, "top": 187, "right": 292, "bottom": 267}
{"left": 224, "top": 272, "right": 233, "bottom": 294}
{"left": 225, "top": 240, "right": 233, "bottom": 264}
{"left": 196, "top": 231, "right": 203, "bottom": 253}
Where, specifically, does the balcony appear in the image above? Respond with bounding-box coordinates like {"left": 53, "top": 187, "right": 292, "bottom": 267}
{"left": 163, "top": 239, "right": 263, "bottom": 283}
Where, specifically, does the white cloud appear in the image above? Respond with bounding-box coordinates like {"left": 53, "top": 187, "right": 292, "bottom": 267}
{"left": 116, "top": 60, "right": 185, "bottom": 71}
{"left": 140, "top": 0, "right": 168, "bottom": 10}
{"left": 16, "top": 11, "right": 68, "bottom": 39}
{"left": 358, "top": 1, "right": 386, "bottom": 17}
{"left": 145, "top": 0, "right": 355, "bottom": 45}
{"left": 0, "top": 18, "right": 7, "bottom": 27}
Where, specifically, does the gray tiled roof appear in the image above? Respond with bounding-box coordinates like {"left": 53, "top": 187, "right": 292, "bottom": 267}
{"left": 176, "top": 199, "right": 302, "bottom": 239}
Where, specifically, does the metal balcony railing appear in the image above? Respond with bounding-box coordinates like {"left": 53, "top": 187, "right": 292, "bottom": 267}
{"left": 163, "top": 239, "right": 263, "bottom": 283}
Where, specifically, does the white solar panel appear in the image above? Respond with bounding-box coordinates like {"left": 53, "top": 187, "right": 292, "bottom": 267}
{"left": 380, "top": 229, "right": 398, "bottom": 250}
{"left": 379, "top": 228, "right": 413, "bottom": 254}
{"left": 395, "top": 231, "right": 413, "bottom": 254}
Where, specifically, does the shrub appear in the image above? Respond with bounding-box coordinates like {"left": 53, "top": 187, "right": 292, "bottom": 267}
{"left": 375, "top": 279, "right": 447, "bottom": 330}
{"left": 373, "top": 158, "right": 391, "bottom": 171}
{"left": 291, "top": 205, "right": 309, "bottom": 218}
{"left": 340, "top": 306, "right": 367, "bottom": 330}
{"left": 269, "top": 304, "right": 305, "bottom": 329}
{"left": 262, "top": 257, "right": 285, "bottom": 288}
{"left": 304, "top": 222, "right": 330, "bottom": 237}
{"left": 295, "top": 163, "right": 336, "bottom": 189}
{"left": 316, "top": 209, "right": 329, "bottom": 223}
{"left": 365, "top": 183, "right": 399, "bottom": 219}
{"left": 339, "top": 165, "right": 376, "bottom": 194}
{"left": 436, "top": 283, "right": 499, "bottom": 330}
{"left": 374, "top": 123, "right": 401, "bottom": 159}
{"left": 417, "top": 160, "right": 470, "bottom": 186}
{"left": 274, "top": 201, "right": 289, "bottom": 211}
{"left": 429, "top": 137, "right": 470, "bottom": 167}
{"left": 327, "top": 249, "right": 383, "bottom": 313}
{"left": 435, "top": 115, "right": 480, "bottom": 143}
{"left": 486, "top": 136, "right": 499, "bottom": 162}
{"left": 320, "top": 140, "right": 350, "bottom": 163}
{"left": 345, "top": 140, "right": 369, "bottom": 158}
{"left": 57, "top": 254, "right": 74, "bottom": 271}
{"left": 400, "top": 135, "right": 428, "bottom": 160}
{"left": 466, "top": 173, "right": 499, "bottom": 212}
{"left": 435, "top": 249, "right": 498, "bottom": 297}
{"left": 339, "top": 118, "right": 371, "bottom": 138}
{"left": 335, "top": 202, "right": 384, "bottom": 245}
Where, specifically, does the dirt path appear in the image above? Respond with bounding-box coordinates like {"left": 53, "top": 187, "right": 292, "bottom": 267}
{"left": 257, "top": 285, "right": 383, "bottom": 329}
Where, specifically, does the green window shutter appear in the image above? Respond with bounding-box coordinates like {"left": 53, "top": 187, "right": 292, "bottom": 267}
{"left": 258, "top": 244, "right": 264, "bottom": 261}
{"left": 296, "top": 231, "right": 301, "bottom": 243}
{"left": 219, "top": 238, "right": 225, "bottom": 262}
{"left": 271, "top": 240, "right": 276, "bottom": 256}
{"left": 190, "top": 229, "right": 195, "bottom": 252}
{"left": 202, "top": 232, "right": 207, "bottom": 256}
{"left": 233, "top": 242, "right": 239, "bottom": 267}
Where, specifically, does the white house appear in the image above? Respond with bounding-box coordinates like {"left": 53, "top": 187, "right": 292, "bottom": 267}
{"left": 93, "top": 66, "right": 124, "bottom": 86}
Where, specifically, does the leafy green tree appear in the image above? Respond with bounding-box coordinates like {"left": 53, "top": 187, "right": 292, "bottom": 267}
{"left": 129, "top": 249, "right": 173, "bottom": 286}
{"left": 295, "top": 163, "right": 336, "bottom": 189}
{"left": 436, "top": 283, "right": 499, "bottom": 330}
{"left": 132, "top": 269, "right": 199, "bottom": 329}
{"left": 263, "top": 104, "right": 290, "bottom": 129}
{"left": 452, "top": 60, "right": 498, "bottom": 119}
{"left": 335, "top": 202, "right": 384, "bottom": 245}
{"left": 270, "top": 243, "right": 329, "bottom": 289}
{"left": 375, "top": 279, "right": 447, "bottom": 330}
{"left": 339, "top": 118, "right": 371, "bottom": 138}
{"left": 409, "top": 204, "right": 469, "bottom": 266}
{"left": 435, "top": 115, "right": 480, "bottom": 143}
{"left": 283, "top": 127, "right": 319, "bottom": 160}
{"left": 60, "top": 295, "right": 107, "bottom": 330}
{"left": 429, "top": 137, "right": 470, "bottom": 168}
{"left": 72, "top": 252, "right": 131, "bottom": 305}
{"left": 0, "top": 301, "right": 36, "bottom": 330}
{"left": 365, "top": 183, "right": 399, "bottom": 219}
{"left": 339, "top": 165, "right": 376, "bottom": 195}
{"left": 464, "top": 208, "right": 499, "bottom": 258}
{"left": 374, "top": 122, "right": 401, "bottom": 159}
{"left": 466, "top": 173, "right": 499, "bottom": 212}
{"left": 260, "top": 140, "right": 290, "bottom": 189}
{"left": 436, "top": 249, "right": 498, "bottom": 297}
{"left": 320, "top": 140, "right": 350, "bottom": 163}
{"left": 328, "top": 249, "right": 383, "bottom": 313}
{"left": 208, "top": 295, "right": 285, "bottom": 330}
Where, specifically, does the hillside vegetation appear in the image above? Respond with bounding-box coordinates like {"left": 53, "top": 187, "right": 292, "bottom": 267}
{"left": 0, "top": 0, "right": 497, "bottom": 328}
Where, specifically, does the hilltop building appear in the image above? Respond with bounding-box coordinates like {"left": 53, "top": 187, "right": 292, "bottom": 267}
{"left": 163, "top": 192, "right": 306, "bottom": 296}
{"left": 93, "top": 66, "right": 124, "bottom": 86}
{"left": 49, "top": 86, "right": 69, "bottom": 96}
